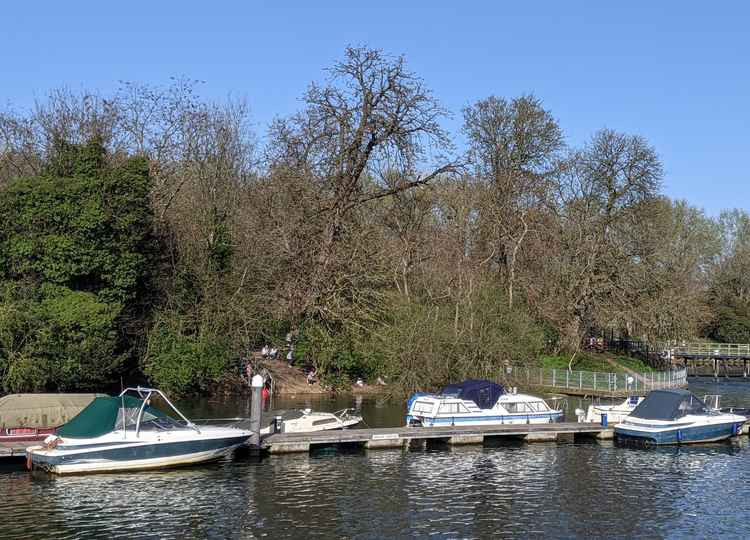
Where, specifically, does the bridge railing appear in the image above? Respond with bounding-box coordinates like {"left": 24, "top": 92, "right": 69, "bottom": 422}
{"left": 671, "top": 343, "right": 750, "bottom": 358}
{"left": 504, "top": 366, "right": 688, "bottom": 395}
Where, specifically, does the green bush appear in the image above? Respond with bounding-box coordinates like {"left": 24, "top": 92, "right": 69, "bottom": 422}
{"left": 142, "top": 322, "right": 232, "bottom": 396}
{"left": 0, "top": 282, "right": 123, "bottom": 392}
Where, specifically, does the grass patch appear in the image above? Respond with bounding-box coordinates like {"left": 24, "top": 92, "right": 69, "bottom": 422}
{"left": 612, "top": 355, "right": 655, "bottom": 373}
{"left": 539, "top": 352, "right": 655, "bottom": 373}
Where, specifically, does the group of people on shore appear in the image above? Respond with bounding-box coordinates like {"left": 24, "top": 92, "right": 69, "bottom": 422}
{"left": 246, "top": 336, "right": 317, "bottom": 388}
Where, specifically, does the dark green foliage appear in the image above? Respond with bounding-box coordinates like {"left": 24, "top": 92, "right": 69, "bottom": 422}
{"left": 706, "top": 304, "right": 750, "bottom": 343}
{"left": 142, "top": 316, "right": 232, "bottom": 396}
{"left": 0, "top": 139, "right": 152, "bottom": 304}
{"left": 0, "top": 140, "right": 153, "bottom": 391}
{"left": 0, "top": 282, "right": 122, "bottom": 391}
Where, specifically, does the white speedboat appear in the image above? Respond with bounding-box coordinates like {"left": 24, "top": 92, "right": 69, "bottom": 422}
{"left": 26, "top": 387, "right": 252, "bottom": 474}
{"left": 406, "top": 379, "right": 563, "bottom": 427}
{"left": 261, "top": 408, "right": 362, "bottom": 435}
{"left": 579, "top": 396, "right": 644, "bottom": 424}
{"left": 614, "top": 389, "right": 746, "bottom": 445}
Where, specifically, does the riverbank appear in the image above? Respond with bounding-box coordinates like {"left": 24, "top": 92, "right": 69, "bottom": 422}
{"left": 247, "top": 358, "right": 390, "bottom": 397}
{"left": 251, "top": 352, "right": 657, "bottom": 397}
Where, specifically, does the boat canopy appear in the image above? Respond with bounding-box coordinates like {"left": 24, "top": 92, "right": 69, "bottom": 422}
{"left": 630, "top": 390, "right": 709, "bottom": 421}
{"left": 57, "top": 395, "right": 169, "bottom": 439}
{"left": 440, "top": 379, "right": 505, "bottom": 409}
{"left": 0, "top": 393, "right": 102, "bottom": 429}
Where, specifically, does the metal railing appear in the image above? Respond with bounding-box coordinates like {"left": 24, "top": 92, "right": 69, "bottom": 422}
{"left": 670, "top": 343, "right": 750, "bottom": 358}
{"left": 504, "top": 366, "right": 688, "bottom": 394}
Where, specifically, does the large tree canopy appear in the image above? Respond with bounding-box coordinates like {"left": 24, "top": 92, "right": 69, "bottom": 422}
{"left": 0, "top": 140, "right": 153, "bottom": 391}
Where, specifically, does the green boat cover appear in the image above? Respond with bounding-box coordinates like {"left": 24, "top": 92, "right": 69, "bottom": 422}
{"left": 57, "top": 395, "right": 168, "bottom": 439}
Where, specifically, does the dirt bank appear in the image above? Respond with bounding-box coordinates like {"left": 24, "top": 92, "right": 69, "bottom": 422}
{"left": 247, "top": 358, "right": 389, "bottom": 396}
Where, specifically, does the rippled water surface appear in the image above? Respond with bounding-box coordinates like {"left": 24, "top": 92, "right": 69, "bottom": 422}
{"left": 3, "top": 377, "right": 750, "bottom": 539}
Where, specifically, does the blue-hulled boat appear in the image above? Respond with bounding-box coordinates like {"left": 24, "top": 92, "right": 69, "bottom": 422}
{"left": 614, "top": 389, "right": 746, "bottom": 445}
{"left": 26, "top": 387, "right": 252, "bottom": 474}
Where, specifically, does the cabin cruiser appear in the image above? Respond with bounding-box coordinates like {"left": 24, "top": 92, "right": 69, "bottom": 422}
{"left": 261, "top": 408, "right": 362, "bottom": 435}
{"left": 578, "top": 396, "right": 644, "bottom": 425}
{"left": 406, "top": 379, "right": 564, "bottom": 427}
{"left": 614, "top": 389, "right": 746, "bottom": 445}
{"left": 1, "top": 393, "right": 101, "bottom": 444}
{"left": 26, "top": 387, "right": 252, "bottom": 474}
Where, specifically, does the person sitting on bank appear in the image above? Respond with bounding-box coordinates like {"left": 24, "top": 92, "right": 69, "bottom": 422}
{"left": 261, "top": 344, "right": 269, "bottom": 358}
{"left": 307, "top": 369, "right": 316, "bottom": 385}
{"left": 270, "top": 346, "right": 278, "bottom": 360}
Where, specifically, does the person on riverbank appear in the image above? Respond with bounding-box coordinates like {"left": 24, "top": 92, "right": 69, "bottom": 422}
{"left": 261, "top": 344, "right": 269, "bottom": 358}
{"left": 270, "top": 346, "right": 278, "bottom": 360}
{"left": 287, "top": 349, "right": 294, "bottom": 368}
{"left": 245, "top": 360, "right": 253, "bottom": 386}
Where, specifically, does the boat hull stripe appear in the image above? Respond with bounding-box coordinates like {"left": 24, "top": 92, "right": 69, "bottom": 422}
{"left": 29, "top": 435, "right": 249, "bottom": 466}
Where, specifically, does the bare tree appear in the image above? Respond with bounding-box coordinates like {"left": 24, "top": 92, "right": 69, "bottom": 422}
{"left": 267, "top": 46, "right": 456, "bottom": 322}
{"left": 462, "top": 94, "right": 563, "bottom": 307}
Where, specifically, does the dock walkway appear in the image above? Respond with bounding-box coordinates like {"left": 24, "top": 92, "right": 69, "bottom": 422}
{"left": 261, "top": 422, "right": 613, "bottom": 454}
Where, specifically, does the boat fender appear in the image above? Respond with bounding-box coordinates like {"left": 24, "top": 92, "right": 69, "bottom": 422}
{"left": 677, "top": 429, "right": 683, "bottom": 443}
{"left": 732, "top": 423, "right": 740, "bottom": 436}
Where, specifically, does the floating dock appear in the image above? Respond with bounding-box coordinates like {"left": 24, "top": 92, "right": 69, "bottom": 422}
{"left": 261, "top": 422, "right": 615, "bottom": 454}
{"left": 0, "top": 442, "right": 28, "bottom": 460}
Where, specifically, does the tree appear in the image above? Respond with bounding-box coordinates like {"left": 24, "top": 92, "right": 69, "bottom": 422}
{"left": 462, "top": 95, "right": 564, "bottom": 307}
{"left": 0, "top": 139, "right": 154, "bottom": 390}
{"left": 267, "top": 46, "right": 455, "bottom": 324}
{"left": 523, "top": 130, "right": 663, "bottom": 366}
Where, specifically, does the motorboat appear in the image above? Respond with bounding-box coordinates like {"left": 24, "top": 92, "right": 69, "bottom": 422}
{"left": 261, "top": 408, "right": 362, "bottom": 435}
{"left": 405, "top": 379, "right": 564, "bottom": 427}
{"left": 614, "top": 389, "right": 746, "bottom": 445}
{"left": 578, "top": 396, "right": 644, "bottom": 425}
{"left": 26, "top": 387, "right": 252, "bottom": 474}
{"left": 1, "top": 393, "right": 102, "bottom": 444}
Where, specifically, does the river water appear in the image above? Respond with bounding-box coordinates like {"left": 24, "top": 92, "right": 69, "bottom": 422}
{"left": 2, "top": 377, "right": 750, "bottom": 539}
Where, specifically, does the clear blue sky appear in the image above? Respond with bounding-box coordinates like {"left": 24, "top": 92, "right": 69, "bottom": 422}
{"left": 2, "top": 1, "right": 748, "bottom": 214}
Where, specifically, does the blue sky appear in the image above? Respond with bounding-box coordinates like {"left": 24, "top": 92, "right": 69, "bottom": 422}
{"left": 2, "top": 2, "right": 748, "bottom": 214}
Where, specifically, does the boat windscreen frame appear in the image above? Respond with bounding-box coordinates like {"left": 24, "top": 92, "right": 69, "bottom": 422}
{"left": 120, "top": 387, "right": 200, "bottom": 437}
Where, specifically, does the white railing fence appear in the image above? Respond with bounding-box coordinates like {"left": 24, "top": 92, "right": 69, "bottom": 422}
{"left": 503, "top": 366, "right": 688, "bottom": 394}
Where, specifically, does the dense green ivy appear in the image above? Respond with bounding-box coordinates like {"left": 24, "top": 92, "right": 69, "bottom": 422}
{"left": 0, "top": 140, "right": 153, "bottom": 391}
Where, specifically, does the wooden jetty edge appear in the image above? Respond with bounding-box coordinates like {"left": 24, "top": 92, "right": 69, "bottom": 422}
{"left": 261, "top": 423, "right": 615, "bottom": 454}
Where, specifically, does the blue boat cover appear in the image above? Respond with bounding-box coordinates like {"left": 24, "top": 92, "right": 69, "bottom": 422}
{"left": 630, "top": 389, "right": 708, "bottom": 421}
{"left": 440, "top": 379, "right": 505, "bottom": 409}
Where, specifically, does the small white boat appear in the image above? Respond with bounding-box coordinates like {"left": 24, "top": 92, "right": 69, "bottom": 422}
{"left": 26, "top": 387, "right": 252, "bottom": 474}
{"left": 579, "top": 396, "right": 644, "bottom": 424}
{"left": 261, "top": 408, "right": 362, "bottom": 435}
{"left": 614, "top": 389, "right": 746, "bottom": 445}
{"left": 406, "top": 380, "right": 563, "bottom": 427}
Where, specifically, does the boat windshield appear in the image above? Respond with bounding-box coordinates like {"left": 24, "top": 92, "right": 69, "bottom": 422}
{"left": 630, "top": 390, "right": 709, "bottom": 421}
{"left": 116, "top": 407, "right": 185, "bottom": 431}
